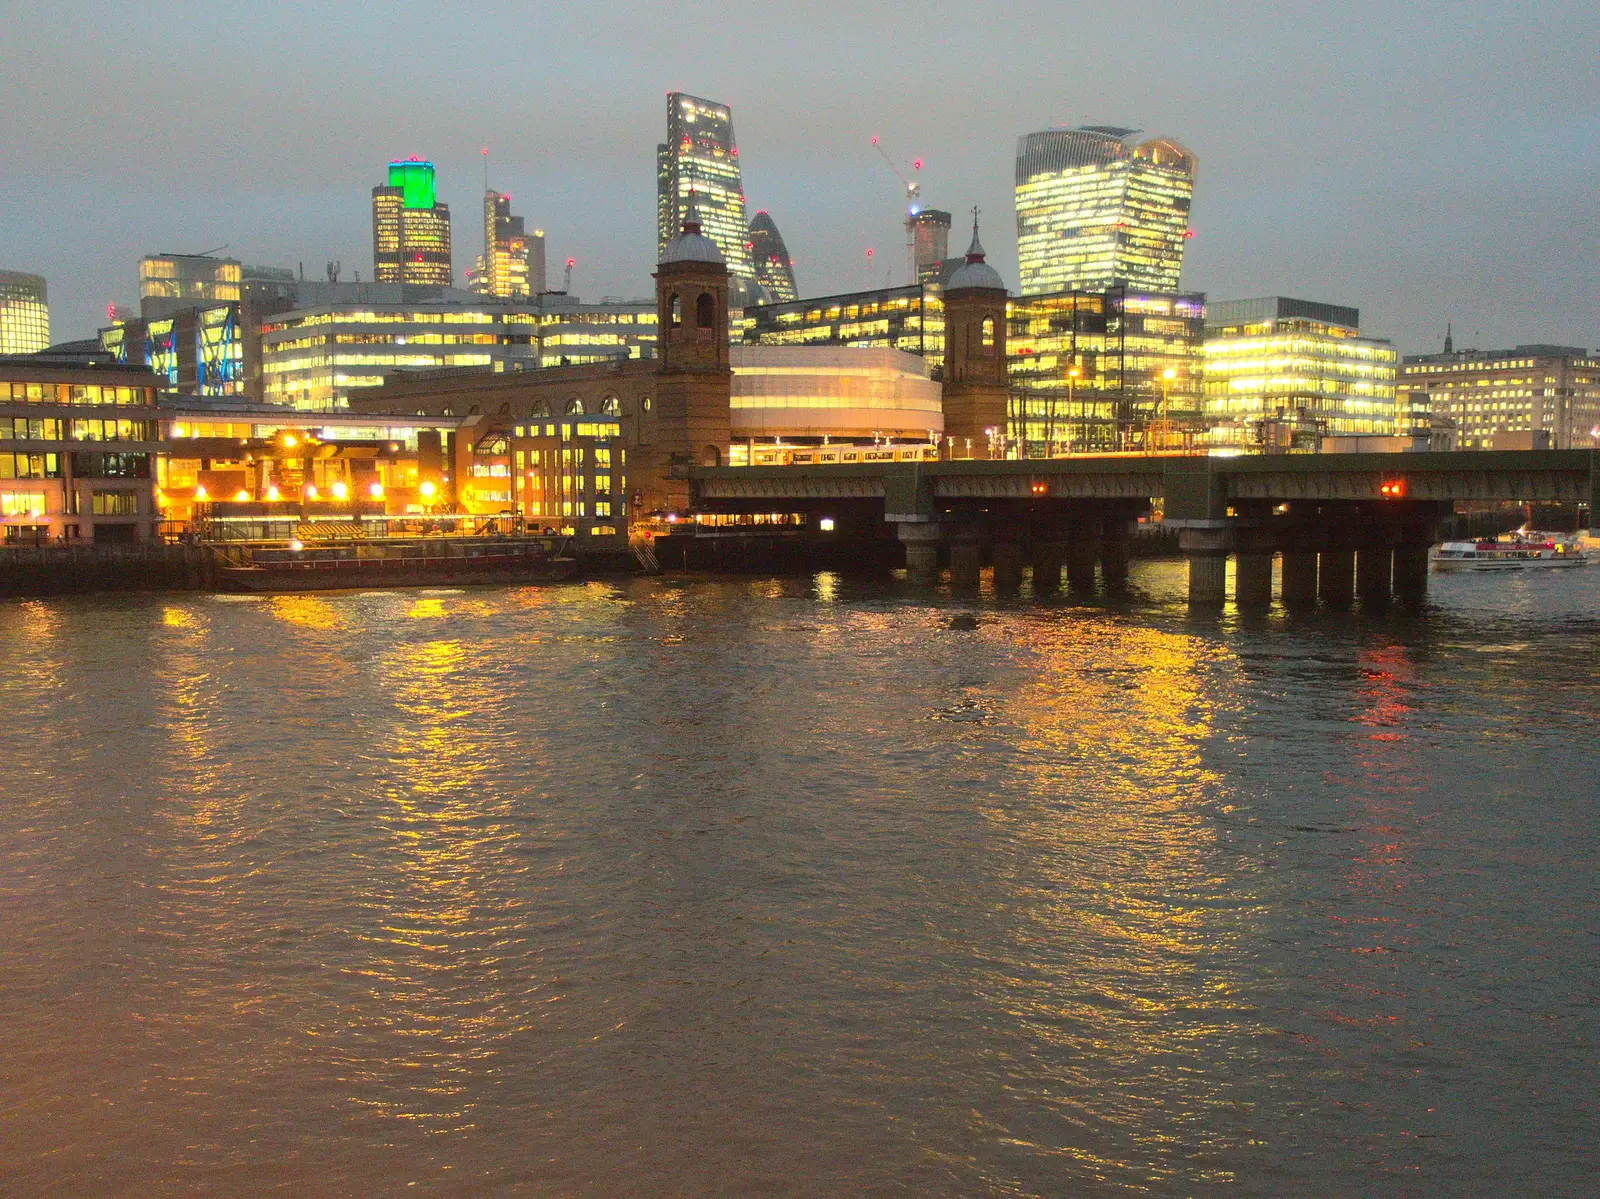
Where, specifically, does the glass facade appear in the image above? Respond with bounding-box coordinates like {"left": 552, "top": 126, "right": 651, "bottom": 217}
{"left": 1401, "top": 346, "right": 1600, "bottom": 450}
{"left": 1203, "top": 298, "right": 1398, "bottom": 445}
{"left": 1009, "top": 289, "right": 1207, "bottom": 453}
{"left": 0, "top": 271, "right": 50, "bottom": 354}
{"left": 739, "top": 284, "right": 945, "bottom": 368}
{"left": 472, "top": 191, "right": 534, "bottom": 300}
{"left": 259, "top": 304, "right": 545, "bottom": 410}
{"left": 100, "top": 304, "right": 244, "bottom": 398}
{"left": 747, "top": 212, "right": 798, "bottom": 303}
{"left": 658, "top": 93, "right": 754, "bottom": 296}
{"left": 372, "top": 160, "right": 453, "bottom": 286}
{"left": 1015, "top": 127, "right": 1196, "bottom": 296}
{"left": 138, "top": 255, "right": 242, "bottom": 311}
{"left": 531, "top": 301, "right": 657, "bottom": 367}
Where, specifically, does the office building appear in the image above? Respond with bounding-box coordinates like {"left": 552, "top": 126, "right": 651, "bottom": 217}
{"left": 0, "top": 272, "right": 50, "bottom": 355}
{"left": 1401, "top": 344, "right": 1600, "bottom": 450}
{"left": 529, "top": 295, "right": 657, "bottom": 366}
{"left": 138, "top": 254, "right": 241, "bottom": 318}
{"left": 0, "top": 354, "right": 162, "bottom": 543}
{"left": 657, "top": 93, "right": 755, "bottom": 298}
{"left": 747, "top": 211, "right": 798, "bottom": 303}
{"left": 910, "top": 209, "right": 953, "bottom": 283}
{"left": 1015, "top": 126, "right": 1197, "bottom": 296}
{"left": 1009, "top": 289, "right": 1207, "bottom": 453}
{"left": 471, "top": 191, "right": 543, "bottom": 300}
{"left": 372, "top": 159, "right": 453, "bottom": 286}
{"left": 727, "top": 345, "right": 942, "bottom": 450}
{"left": 740, "top": 284, "right": 946, "bottom": 368}
{"left": 1202, "top": 297, "right": 1398, "bottom": 447}
{"left": 100, "top": 305, "right": 245, "bottom": 399}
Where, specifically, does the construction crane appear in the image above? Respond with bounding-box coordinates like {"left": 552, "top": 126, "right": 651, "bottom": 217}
{"left": 870, "top": 136, "right": 924, "bottom": 285}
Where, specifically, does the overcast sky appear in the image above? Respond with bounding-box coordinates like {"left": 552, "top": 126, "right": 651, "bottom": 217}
{"left": 3, "top": 1, "right": 1596, "bottom": 353}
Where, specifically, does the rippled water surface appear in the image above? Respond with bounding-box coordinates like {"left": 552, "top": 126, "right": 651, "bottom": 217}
{"left": 2, "top": 561, "right": 1597, "bottom": 1197}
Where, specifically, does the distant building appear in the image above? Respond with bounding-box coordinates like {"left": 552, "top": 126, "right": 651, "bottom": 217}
{"left": 100, "top": 305, "right": 245, "bottom": 399}
{"left": 372, "top": 159, "right": 453, "bottom": 286}
{"left": 0, "top": 271, "right": 50, "bottom": 355}
{"left": 471, "top": 191, "right": 543, "bottom": 299}
{"left": 739, "top": 283, "right": 946, "bottom": 367}
{"left": 1202, "top": 297, "right": 1398, "bottom": 447}
{"left": 747, "top": 212, "right": 798, "bottom": 302}
{"left": 1015, "top": 126, "right": 1196, "bottom": 296}
{"left": 1401, "top": 344, "right": 1600, "bottom": 450}
{"left": 657, "top": 92, "right": 755, "bottom": 299}
{"left": 910, "top": 209, "right": 952, "bottom": 283}
{"left": 138, "top": 254, "right": 241, "bottom": 318}
{"left": 0, "top": 354, "right": 162, "bottom": 543}
{"left": 529, "top": 295, "right": 657, "bottom": 366}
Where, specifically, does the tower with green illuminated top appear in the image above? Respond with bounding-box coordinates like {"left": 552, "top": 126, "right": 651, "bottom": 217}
{"left": 372, "top": 158, "right": 453, "bottom": 286}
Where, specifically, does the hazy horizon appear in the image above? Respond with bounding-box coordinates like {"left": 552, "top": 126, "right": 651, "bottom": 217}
{"left": 3, "top": 1, "right": 1596, "bottom": 354}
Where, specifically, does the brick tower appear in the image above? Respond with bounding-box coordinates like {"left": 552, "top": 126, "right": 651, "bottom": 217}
{"left": 941, "top": 211, "right": 1009, "bottom": 458}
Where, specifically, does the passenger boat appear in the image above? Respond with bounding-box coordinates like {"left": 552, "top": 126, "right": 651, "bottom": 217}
{"left": 1429, "top": 531, "right": 1590, "bottom": 571}
{"left": 212, "top": 534, "right": 578, "bottom": 592}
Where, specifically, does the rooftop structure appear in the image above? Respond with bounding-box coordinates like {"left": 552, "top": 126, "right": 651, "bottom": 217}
{"left": 372, "top": 159, "right": 453, "bottom": 287}
{"left": 138, "top": 254, "right": 241, "bottom": 319}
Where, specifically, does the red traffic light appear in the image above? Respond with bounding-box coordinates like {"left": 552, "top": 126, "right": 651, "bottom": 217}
{"left": 1380, "top": 480, "right": 1407, "bottom": 499}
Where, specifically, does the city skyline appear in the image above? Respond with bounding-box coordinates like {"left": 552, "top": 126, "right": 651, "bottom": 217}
{"left": 2, "top": 3, "right": 1596, "bottom": 353}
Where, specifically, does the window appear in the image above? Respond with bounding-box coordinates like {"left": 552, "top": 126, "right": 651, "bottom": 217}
{"left": 982, "top": 316, "right": 995, "bottom": 347}
{"left": 669, "top": 294, "right": 681, "bottom": 326}
{"left": 696, "top": 293, "right": 716, "bottom": 328}
{"left": 600, "top": 395, "right": 620, "bottom": 415}
{"left": 565, "top": 398, "right": 585, "bottom": 416}
{"left": 0, "top": 490, "right": 46, "bottom": 516}
{"left": 641, "top": 396, "right": 653, "bottom": 413}
{"left": 92, "top": 490, "right": 138, "bottom": 516}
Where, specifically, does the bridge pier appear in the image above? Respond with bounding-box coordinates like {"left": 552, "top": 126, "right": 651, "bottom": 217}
{"left": 1066, "top": 524, "right": 1099, "bottom": 592}
{"left": 1100, "top": 515, "right": 1132, "bottom": 589}
{"left": 949, "top": 525, "right": 982, "bottom": 591}
{"left": 1356, "top": 535, "right": 1393, "bottom": 606}
{"left": 1179, "top": 528, "right": 1231, "bottom": 607}
{"left": 1234, "top": 525, "right": 1277, "bottom": 612}
{"left": 1394, "top": 544, "right": 1429, "bottom": 605}
{"left": 992, "top": 538, "right": 1024, "bottom": 591}
{"left": 1031, "top": 540, "right": 1065, "bottom": 594}
{"left": 1318, "top": 548, "right": 1355, "bottom": 610}
{"left": 897, "top": 522, "right": 942, "bottom": 584}
{"left": 1281, "top": 550, "right": 1318, "bottom": 609}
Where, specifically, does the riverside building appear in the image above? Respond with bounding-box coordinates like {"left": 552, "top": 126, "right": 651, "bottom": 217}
{"left": 0, "top": 354, "right": 162, "bottom": 543}
{"left": 1201, "top": 297, "right": 1398, "bottom": 447}
{"left": 658, "top": 93, "right": 755, "bottom": 299}
{"left": 1401, "top": 344, "right": 1600, "bottom": 450}
{"left": 373, "top": 159, "right": 454, "bottom": 286}
{"left": 1015, "top": 126, "right": 1197, "bottom": 296}
{"left": 0, "top": 271, "right": 50, "bottom": 355}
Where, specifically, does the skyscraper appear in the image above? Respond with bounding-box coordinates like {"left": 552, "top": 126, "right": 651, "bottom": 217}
{"left": 138, "top": 253, "right": 242, "bottom": 318}
{"left": 472, "top": 190, "right": 538, "bottom": 299}
{"left": 1014, "top": 127, "right": 1196, "bottom": 296}
{"left": 910, "top": 209, "right": 952, "bottom": 283}
{"left": 747, "top": 211, "right": 797, "bottom": 302}
{"left": 657, "top": 93, "right": 754, "bottom": 299}
{"left": 0, "top": 271, "right": 50, "bottom": 354}
{"left": 372, "top": 159, "right": 453, "bottom": 286}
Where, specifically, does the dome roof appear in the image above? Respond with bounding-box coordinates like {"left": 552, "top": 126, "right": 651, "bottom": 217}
{"left": 946, "top": 216, "right": 1005, "bottom": 291}
{"left": 661, "top": 190, "right": 724, "bottom": 265}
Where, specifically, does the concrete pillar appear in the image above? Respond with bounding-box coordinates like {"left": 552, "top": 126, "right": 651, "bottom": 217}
{"left": 992, "top": 541, "right": 1023, "bottom": 591}
{"left": 1179, "top": 527, "right": 1232, "bottom": 608}
{"left": 1393, "top": 545, "right": 1429, "bottom": 606}
{"left": 896, "top": 522, "right": 942, "bottom": 584}
{"left": 1357, "top": 545, "right": 1393, "bottom": 605}
{"left": 1100, "top": 517, "right": 1132, "bottom": 589}
{"left": 1235, "top": 553, "right": 1273, "bottom": 612}
{"left": 1066, "top": 530, "right": 1098, "bottom": 591}
{"left": 948, "top": 527, "right": 981, "bottom": 590}
{"left": 1031, "top": 541, "right": 1065, "bottom": 593}
{"left": 1280, "top": 550, "right": 1318, "bottom": 609}
{"left": 1319, "top": 550, "right": 1355, "bottom": 609}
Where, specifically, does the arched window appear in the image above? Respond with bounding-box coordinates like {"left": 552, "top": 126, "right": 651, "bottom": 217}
{"left": 600, "top": 395, "right": 620, "bottom": 415}
{"left": 700, "top": 444, "right": 722, "bottom": 467}
{"left": 528, "top": 401, "right": 551, "bottom": 418}
{"left": 981, "top": 316, "right": 995, "bottom": 348}
{"left": 641, "top": 396, "right": 653, "bottom": 413}
{"left": 696, "top": 292, "right": 716, "bottom": 329}
{"left": 564, "top": 398, "right": 585, "bottom": 416}
{"left": 669, "top": 294, "right": 681, "bottom": 326}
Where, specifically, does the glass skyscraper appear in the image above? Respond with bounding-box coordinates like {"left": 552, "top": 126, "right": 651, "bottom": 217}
{"left": 1014, "top": 127, "right": 1197, "bottom": 296}
{"left": 0, "top": 271, "right": 50, "bottom": 354}
{"left": 747, "top": 211, "right": 797, "bottom": 303}
{"left": 372, "top": 160, "right": 453, "bottom": 287}
{"left": 657, "top": 93, "right": 754, "bottom": 298}
{"left": 472, "top": 191, "right": 540, "bottom": 299}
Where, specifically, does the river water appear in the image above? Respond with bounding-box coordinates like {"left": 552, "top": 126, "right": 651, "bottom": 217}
{"left": 1, "top": 561, "right": 1596, "bottom": 1197}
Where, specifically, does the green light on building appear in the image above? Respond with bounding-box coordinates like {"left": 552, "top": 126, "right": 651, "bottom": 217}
{"left": 388, "top": 160, "right": 437, "bottom": 210}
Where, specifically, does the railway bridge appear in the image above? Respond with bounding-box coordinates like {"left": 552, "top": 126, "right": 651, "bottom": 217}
{"left": 687, "top": 450, "right": 1599, "bottom": 608}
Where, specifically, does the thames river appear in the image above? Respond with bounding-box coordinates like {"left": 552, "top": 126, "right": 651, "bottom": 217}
{"left": 1, "top": 562, "right": 1596, "bottom": 1197}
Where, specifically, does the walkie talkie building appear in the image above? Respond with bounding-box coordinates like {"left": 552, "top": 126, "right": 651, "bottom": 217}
{"left": 1014, "top": 126, "right": 1196, "bottom": 296}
